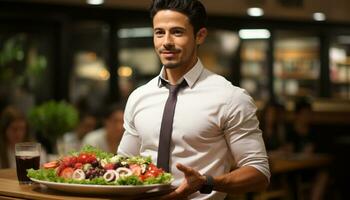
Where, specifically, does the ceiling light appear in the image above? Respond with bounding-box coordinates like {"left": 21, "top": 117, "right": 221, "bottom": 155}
{"left": 76, "top": 61, "right": 110, "bottom": 80}
{"left": 118, "top": 66, "right": 133, "bottom": 77}
{"left": 238, "top": 29, "right": 271, "bottom": 39}
{"left": 87, "top": 0, "right": 104, "bottom": 5}
{"left": 313, "top": 12, "right": 326, "bottom": 21}
{"left": 247, "top": 7, "right": 264, "bottom": 17}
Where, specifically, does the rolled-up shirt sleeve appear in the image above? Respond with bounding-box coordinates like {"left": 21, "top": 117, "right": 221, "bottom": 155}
{"left": 223, "top": 89, "right": 270, "bottom": 181}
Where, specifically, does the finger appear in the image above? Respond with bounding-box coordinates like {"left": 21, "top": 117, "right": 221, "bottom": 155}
{"left": 176, "top": 163, "right": 193, "bottom": 175}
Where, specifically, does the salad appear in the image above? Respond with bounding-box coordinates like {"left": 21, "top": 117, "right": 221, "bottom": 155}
{"left": 27, "top": 146, "right": 172, "bottom": 185}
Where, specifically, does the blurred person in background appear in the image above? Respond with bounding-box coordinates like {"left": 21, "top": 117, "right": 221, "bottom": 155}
{"left": 0, "top": 106, "right": 46, "bottom": 168}
{"left": 82, "top": 103, "right": 124, "bottom": 153}
{"left": 286, "top": 97, "right": 329, "bottom": 200}
{"left": 286, "top": 97, "right": 315, "bottom": 154}
{"left": 62, "top": 111, "right": 97, "bottom": 153}
{"left": 260, "top": 100, "right": 287, "bottom": 152}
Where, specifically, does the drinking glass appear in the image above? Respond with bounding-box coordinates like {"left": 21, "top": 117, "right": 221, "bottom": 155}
{"left": 15, "top": 142, "right": 41, "bottom": 184}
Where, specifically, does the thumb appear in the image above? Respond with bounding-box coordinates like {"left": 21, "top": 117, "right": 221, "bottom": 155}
{"left": 176, "top": 163, "right": 194, "bottom": 175}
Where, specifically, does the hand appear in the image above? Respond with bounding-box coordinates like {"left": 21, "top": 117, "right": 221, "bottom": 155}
{"left": 159, "top": 163, "right": 206, "bottom": 200}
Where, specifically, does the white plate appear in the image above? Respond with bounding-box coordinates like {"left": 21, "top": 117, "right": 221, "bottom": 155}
{"left": 30, "top": 178, "right": 172, "bottom": 195}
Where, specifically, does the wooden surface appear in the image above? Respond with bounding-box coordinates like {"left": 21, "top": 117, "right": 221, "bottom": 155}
{"left": 0, "top": 155, "right": 331, "bottom": 199}
{"left": 0, "top": 169, "right": 172, "bottom": 200}
{"left": 269, "top": 154, "right": 332, "bottom": 174}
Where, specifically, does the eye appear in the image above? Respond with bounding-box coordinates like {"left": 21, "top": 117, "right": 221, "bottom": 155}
{"left": 173, "top": 29, "right": 184, "bottom": 36}
{"left": 154, "top": 30, "right": 164, "bottom": 37}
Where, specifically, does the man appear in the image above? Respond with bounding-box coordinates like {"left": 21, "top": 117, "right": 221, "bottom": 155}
{"left": 118, "top": 0, "right": 270, "bottom": 199}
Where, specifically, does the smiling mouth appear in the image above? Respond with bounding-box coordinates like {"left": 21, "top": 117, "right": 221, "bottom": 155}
{"left": 161, "top": 50, "right": 178, "bottom": 54}
{"left": 161, "top": 51, "right": 179, "bottom": 59}
{"left": 159, "top": 48, "right": 180, "bottom": 54}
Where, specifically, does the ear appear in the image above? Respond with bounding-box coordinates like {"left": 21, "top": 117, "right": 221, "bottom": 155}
{"left": 196, "top": 28, "right": 207, "bottom": 45}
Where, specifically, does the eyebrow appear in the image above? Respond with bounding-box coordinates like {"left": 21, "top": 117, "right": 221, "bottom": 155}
{"left": 153, "top": 27, "right": 186, "bottom": 31}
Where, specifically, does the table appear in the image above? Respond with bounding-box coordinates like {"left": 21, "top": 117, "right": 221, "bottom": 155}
{"left": 0, "top": 169, "right": 172, "bottom": 200}
{"left": 266, "top": 154, "right": 332, "bottom": 200}
{"left": 269, "top": 153, "right": 332, "bottom": 174}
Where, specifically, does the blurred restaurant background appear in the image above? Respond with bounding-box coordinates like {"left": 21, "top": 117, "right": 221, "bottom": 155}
{"left": 1, "top": 0, "right": 350, "bottom": 199}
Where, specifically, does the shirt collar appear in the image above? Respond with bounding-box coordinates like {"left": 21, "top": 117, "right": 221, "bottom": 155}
{"left": 157, "top": 59, "right": 204, "bottom": 89}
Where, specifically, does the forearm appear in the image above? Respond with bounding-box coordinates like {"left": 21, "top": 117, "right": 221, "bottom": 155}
{"left": 213, "top": 166, "right": 269, "bottom": 194}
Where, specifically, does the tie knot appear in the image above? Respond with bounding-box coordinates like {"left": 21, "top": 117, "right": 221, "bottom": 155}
{"left": 167, "top": 80, "right": 186, "bottom": 95}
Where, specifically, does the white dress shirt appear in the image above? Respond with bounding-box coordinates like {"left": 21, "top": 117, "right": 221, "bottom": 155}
{"left": 118, "top": 59, "right": 270, "bottom": 200}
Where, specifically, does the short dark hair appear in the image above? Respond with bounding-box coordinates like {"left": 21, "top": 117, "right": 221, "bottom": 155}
{"left": 103, "top": 103, "right": 125, "bottom": 119}
{"left": 149, "top": 0, "right": 207, "bottom": 35}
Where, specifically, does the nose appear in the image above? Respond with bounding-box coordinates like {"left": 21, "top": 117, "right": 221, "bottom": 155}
{"left": 163, "top": 33, "right": 174, "bottom": 48}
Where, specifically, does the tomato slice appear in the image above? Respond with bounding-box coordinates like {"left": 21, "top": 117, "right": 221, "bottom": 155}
{"left": 129, "top": 164, "right": 141, "bottom": 176}
{"left": 43, "top": 161, "right": 59, "bottom": 169}
{"left": 104, "top": 163, "right": 115, "bottom": 170}
{"left": 148, "top": 164, "right": 163, "bottom": 177}
{"left": 59, "top": 167, "right": 74, "bottom": 179}
{"left": 77, "top": 153, "right": 88, "bottom": 164}
{"left": 78, "top": 153, "right": 96, "bottom": 164}
{"left": 139, "top": 164, "right": 163, "bottom": 180}
{"left": 74, "top": 162, "right": 83, "bottom": 169}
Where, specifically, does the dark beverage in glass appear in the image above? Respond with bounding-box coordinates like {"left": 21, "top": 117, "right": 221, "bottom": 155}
{"left": 15, "top": 143, "right": 41, "bottom": 184}
{"left": 15, "top": 154, "right": 40, "bottom": 183}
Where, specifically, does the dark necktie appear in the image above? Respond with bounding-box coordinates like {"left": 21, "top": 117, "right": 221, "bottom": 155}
{"left": 157, "top": 80, "right": 186, "bottom": 172}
